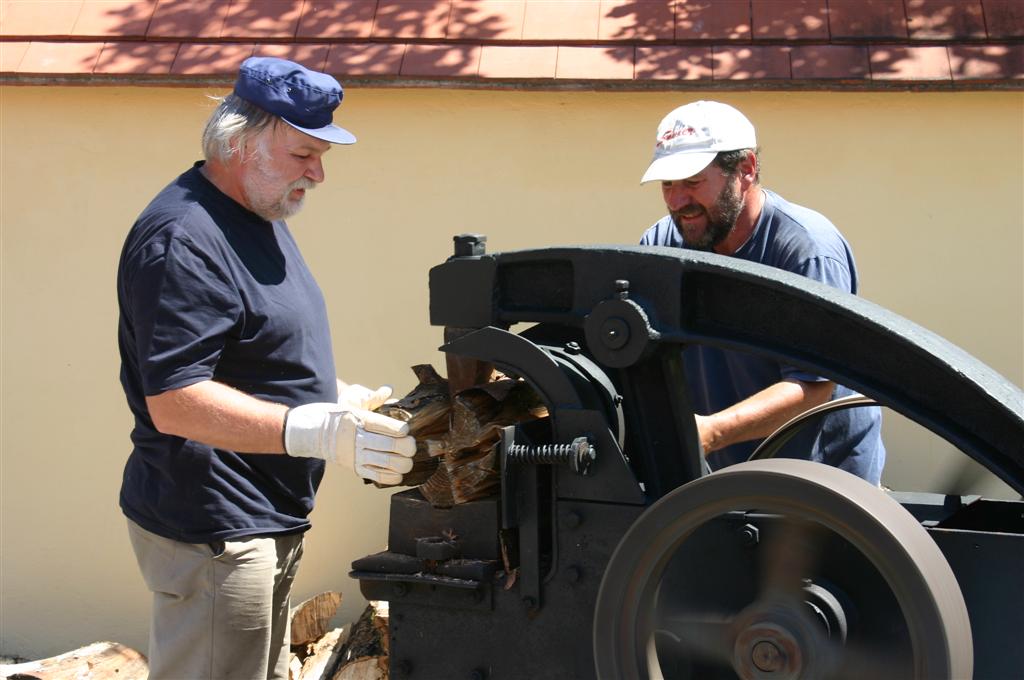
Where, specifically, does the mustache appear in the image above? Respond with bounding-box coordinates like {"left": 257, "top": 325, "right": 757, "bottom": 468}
{"left": 290, "top": 178, "right": 317, "bottom": 192}
{"left": 672, "top": 206, "right": 705, "bottom": 218}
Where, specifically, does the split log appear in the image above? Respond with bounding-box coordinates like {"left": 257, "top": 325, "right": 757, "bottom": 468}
{"left": 295, "top": 627, "right": 349, "bottom": 680}
{"left": 290, "top": 591, "right": 343, "bottom": 646}
{"left": 333, "top": 657, "right": 387, "bottom": 680}
{"left": 377, "top": 364, "right": 450, "bottom": 486}
{"left": 0, "top": 641, "right": 147, "bottom": 680}
{"left": 420, "top": 377, "right": 546, "bottom": 507}
{"left": 379, "top": 364, "right": 546, "bottom": 508}
{"left": 330, "top": 602, "right": 389, "bottom": 679}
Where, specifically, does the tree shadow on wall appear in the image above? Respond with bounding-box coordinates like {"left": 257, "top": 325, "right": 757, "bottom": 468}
{"left": 83, "top": 1, "right": 1018, "bottom": 82}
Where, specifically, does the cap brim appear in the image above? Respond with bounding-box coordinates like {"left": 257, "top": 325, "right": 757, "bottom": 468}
{"left": 640, "top": 151, "right": 717, "bottom": 184}
{"left": 283, "top": 118, "right": 357, "bottom": 145}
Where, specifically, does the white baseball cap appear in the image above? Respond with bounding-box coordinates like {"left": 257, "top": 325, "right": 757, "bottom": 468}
{"left": 640, "top": 101, "right": 756, "bottom": 184}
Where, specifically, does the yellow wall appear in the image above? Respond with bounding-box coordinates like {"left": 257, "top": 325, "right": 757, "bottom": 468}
{"left": 1, "top": 86, "right": 1021, "bottom": 659}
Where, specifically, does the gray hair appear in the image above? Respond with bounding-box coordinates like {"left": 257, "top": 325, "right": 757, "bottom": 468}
{"left": 713, "top": 148, "right": 762, "bottom": 184}
{"left": 201, "top": 93, "right": 277, "bottom": 162}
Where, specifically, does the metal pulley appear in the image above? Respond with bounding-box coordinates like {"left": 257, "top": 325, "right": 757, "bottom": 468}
{"left": 584, "top": 279, "right": 661, "bottom": 368}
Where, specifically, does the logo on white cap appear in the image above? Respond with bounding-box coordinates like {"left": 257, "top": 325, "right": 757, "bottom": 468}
{"left": 641, "top": 101, "right": 756, "bottom": 184}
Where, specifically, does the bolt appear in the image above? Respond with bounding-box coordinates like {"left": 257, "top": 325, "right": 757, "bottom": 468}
{"left": 739, "top": 523, "right": 760, "bottom": 547}
{"left": 393, "top": 582, "right": 409, "bottom": 597}
{"left": 565, "top": 341, "right": 582, "bottom": 354}
{"left": 615, "top": 279, "right": 630, "bottom": 299}
{"left": 752, "top": 640, "right": 785, "bottom": 672}
{"left": 601, "top": 318, "right": 629, "bottom": 349}
{"left": 453, "top": 233, "right": 486, "bottom": 257}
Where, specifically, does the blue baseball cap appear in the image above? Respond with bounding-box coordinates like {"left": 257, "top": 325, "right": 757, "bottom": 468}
{"left": 234, "top": 57, "right": 356, "bottom": 145}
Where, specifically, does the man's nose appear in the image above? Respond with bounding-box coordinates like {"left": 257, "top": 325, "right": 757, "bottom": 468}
{"left": 664, "top": 184, "right": 692, "bottom": 210}
{"left": 305, "top": 157, "right": 325, "bottom": 183}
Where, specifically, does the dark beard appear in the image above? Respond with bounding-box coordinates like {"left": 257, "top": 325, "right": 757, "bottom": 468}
{"left": 672, "top": 178, "right": 744, "bottom": 252}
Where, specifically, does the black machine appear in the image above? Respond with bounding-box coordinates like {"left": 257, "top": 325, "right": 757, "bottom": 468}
{"left": 352, "top": 235, "right": 1023, "bottom": 679}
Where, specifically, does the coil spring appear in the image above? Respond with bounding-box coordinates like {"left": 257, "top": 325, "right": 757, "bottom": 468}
{"left": 507, "top": 437, "right": 595, "bottom": 475}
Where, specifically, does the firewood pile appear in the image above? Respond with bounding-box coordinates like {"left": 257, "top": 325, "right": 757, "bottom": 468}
{"left": 287, "top": 594, "right": 389, "bottom": 680}
{"left": 378, "top": 364, "right": 547, "bottom": 507}
{"left": 0, "top": 596, "right": 389, "bottom": 680}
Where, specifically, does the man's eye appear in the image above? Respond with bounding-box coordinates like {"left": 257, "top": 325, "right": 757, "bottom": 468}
{"left": 293, "top": 153, "right": 309, "bottom": 160}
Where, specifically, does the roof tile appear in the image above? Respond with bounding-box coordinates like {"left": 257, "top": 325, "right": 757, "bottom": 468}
{"left": 635, "top": 45, "right": 713, "bottom": 80}
{"left": 752, "top": 0, "right": 828, "bottom": 41}
{"left": 73, "top": 1, "right": 156, "bottom": 38}
{"left": 714, "top": 45, "right": 791, "bottom": 80}
{"left": 948, "top": 44, "right": 1024, "bottom": 80}
{"left": 0, "top": 40, "right": 30, "bottom": 71}
{"left": 478, "top": 44, "right": 556, "bottom": 77}
{"left": 148, "top": 0, "right": 230, "bottom": 39}
{"left": 95, "top": 41, "right": 178, "bottom": 74}
{"left": 449, "top": 1, "right": 525, "bottom": 40}
{"left": 1, "top": 0, "right": 82, "bottom": 37}
{"left": 170, "top": 42, "right": 253, "bottom": 75}
{"left": 18, "top": 40, "right": 102, "bottom": 73}
{"left": 870, "top": 44, "right": 952, "bottom": 80}
{"left": 0, "top": 0, "right": 1019, "bottom": 86}
{"left": 906, "top": 0, "right": 986, "bottom": 40}
{"left": 401, "top": 42, "right": 480, "bottom": 76}
{"left": 983, "top": 0, "right": 1024, "bottom": 39}
{"left": 254, "top": 43, "right": 330, "bottom": 71}
{"left": 298, "top": 1, "right": 378, "bottom": 39}
{"left": 222, "top": 0, "right": 303, "bottom": 39}
{"left": 791, "top": 44, "right": 870, "bottom": 79}
{"left": 523, "top": 0, "right": 601, "bottom": 41}
{"left": 325, "top": 42, "right": 406, "bottom": 76}
{"left": 373, "top": 0, "right": 452, "bottom": 39}
{"left": 676, "top": 1, "right": 751, "bottom": 41}
{"left": 555, "top": 45, "right": 633, "bottom": 79}
{"left": 598, "top": 0, "right": 674, "bottom": 41}
{"left": 828, "top": 0, "right": 907, "bottom": 40}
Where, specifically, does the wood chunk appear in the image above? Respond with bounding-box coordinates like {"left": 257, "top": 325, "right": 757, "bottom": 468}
{"left": 418, "top": 459, "right": 455, "bottom": 507}
{"left": 0, "top": 641, "right": 148, "bottom": 680}
{"left": 381, "top": 364, "right": 546, "bottom": 507}
{"left": 289, "top": 654, "right": 304, "bottom": 680}
{"left": 332, "top": 602, "right": 389, "bottom": 674}
{"left": 332, "top": 656, "right": 387, "bottom": 680}
{"left": 296, "top": 627, "right": 349, "bottom": 680}
{"left": 377, "top": 364, "right": 450, "bottom": 486}
{"left": 290, "top": 591, "right": 343, "bottom": 646}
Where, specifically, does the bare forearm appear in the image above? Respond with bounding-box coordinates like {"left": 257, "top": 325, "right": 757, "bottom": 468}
{"left": 146, "top": 380, "right": 288, "bottom": 453}
{"left": 696, "top": 379, "right": 834, "bottom": 454}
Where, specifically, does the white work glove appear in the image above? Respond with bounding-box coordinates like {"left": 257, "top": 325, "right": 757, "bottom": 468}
{"left": 284, "top": 403, "right": 416, "bottom": 485}
{"left": 336, "top": 383, "right": 393, "bottom": 412}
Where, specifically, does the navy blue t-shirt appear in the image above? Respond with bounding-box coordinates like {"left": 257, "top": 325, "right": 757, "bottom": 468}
{"left": 640, "top": 189, "right": 886, "bottom": 484}
{"left": 117, "top": 162, "right": 338, "bottom": 543}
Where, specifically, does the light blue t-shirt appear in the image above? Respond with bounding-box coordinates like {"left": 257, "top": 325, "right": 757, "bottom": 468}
{"left": 640, "top": 188, "right": 886, "bottom": 484}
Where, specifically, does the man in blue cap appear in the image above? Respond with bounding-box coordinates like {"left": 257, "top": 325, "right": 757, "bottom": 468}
{"left": 117, "top": 58, "right": 415, "bottom": 678}
{"left": 638, "top": 101, "right": 886, "bottom": 485}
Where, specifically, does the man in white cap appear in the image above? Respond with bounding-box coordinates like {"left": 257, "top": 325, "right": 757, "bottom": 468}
{"left": 639, "top": 100, "right": 885, "bottom": 484}
{"left": 117, "top": 57, "right": 416, "bottom": 679}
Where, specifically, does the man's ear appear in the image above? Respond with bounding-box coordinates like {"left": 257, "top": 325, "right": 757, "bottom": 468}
{"left": 737, "top": 149, "right": 758, "bottom": 188}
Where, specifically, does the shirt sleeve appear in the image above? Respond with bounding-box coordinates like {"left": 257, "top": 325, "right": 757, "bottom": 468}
{"left": 127, "top": 233, "right": 243, "bottom": 396}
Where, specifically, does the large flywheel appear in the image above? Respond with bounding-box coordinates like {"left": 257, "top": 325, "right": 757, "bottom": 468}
{"left": 593, "top": 459, "right": 973, "bottom": 680}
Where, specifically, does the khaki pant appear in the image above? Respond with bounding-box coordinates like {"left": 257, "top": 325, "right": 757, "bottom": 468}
{"left": 127, "top": 519, "right": 304, "bottom": 680}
